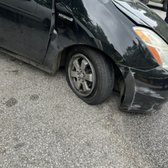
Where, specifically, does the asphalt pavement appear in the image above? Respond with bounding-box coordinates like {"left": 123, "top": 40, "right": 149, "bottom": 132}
{"left": 0, "top": 4, "right": 167, "bottom": 168}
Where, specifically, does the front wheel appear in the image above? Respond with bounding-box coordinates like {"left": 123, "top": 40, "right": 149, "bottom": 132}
{"left": 66, "top": 47, "right": 114, "bottom": 105}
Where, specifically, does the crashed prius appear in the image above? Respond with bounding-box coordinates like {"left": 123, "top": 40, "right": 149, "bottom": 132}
{"left": 0, "top": 0, "right": 168, "bottom": 112}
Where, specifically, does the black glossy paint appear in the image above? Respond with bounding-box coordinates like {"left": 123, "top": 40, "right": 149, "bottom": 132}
{"left": 0, "top": 0, "right": 52, "bottom": 62}
{"left": 0, "top": 0, "right": 168, "bottom": 112}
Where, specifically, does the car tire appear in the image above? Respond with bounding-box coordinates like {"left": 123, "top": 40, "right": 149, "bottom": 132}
{"left": 163, "top": 0, "right": 168, "bottom": 11}
{"left": 66, "top": 47, "right": 114, "bottom": 105}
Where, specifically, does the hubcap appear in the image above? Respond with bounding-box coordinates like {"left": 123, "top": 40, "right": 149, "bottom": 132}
{"left": 68, "top": 54, "right": 96, "bottom": 97}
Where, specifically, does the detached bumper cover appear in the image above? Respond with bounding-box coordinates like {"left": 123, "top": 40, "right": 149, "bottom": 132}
{"left": 119, "top": 66, "right": 168, "bottom": 112}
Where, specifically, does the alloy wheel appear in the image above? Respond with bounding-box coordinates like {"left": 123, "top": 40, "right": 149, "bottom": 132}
{"left": 68, "top": 54, "right": 96, "bottom": 97}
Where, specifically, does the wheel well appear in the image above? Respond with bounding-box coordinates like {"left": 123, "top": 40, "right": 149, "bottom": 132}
{"left": 59, "top": 44, "right": 125, "bottom": 94}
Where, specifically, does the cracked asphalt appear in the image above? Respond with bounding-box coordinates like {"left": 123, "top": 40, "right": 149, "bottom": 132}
{"left": 0, "top": 5, "right": 167, "bottom": 168}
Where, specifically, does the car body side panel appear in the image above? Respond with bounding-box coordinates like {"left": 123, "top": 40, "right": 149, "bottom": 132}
{"left": 44, "top": 0, "right": 160, "bottom": 73}
{"left": 0, "top": 0, "right": 53, "bottom": 63}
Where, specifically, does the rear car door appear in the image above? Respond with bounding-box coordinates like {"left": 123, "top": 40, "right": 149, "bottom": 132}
{"left": 0, "top": 0, "right": 53, "bottom": 63}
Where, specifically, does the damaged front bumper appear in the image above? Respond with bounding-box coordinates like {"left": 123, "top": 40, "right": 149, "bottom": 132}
{"left": 119, "top": 66, "right": 168, "bottom": 112}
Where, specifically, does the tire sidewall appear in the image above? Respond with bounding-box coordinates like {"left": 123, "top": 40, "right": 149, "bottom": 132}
{"left": 66, "top": 47, "right": 114, "bottom": 104}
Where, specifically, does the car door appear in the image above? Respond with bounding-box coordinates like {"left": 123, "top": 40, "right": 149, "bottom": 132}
{"left": 0, "top": 0, "right": 53, "bottom": 63}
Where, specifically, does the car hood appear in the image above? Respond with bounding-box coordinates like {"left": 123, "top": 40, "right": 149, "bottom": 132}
{"left": 112, "top": 0, "right": 168, "bottom": 43}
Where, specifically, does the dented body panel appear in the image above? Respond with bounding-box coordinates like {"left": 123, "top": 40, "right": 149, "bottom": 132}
{"left": 119, "top": 67, "right": 168, "bottom": 112}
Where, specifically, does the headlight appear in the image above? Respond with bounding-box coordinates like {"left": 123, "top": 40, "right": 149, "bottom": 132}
{"left": 133, "top": 27, "right": 168, "bottom": 70}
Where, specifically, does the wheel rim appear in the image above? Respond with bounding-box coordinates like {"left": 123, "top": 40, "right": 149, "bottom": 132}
{"left": 68, "top": 53, "right": 96, "bottom": 97}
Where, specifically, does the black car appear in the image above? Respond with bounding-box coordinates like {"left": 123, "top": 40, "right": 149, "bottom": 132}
{"left": 0, "top": 0, "right": 168, "bottom": 112}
